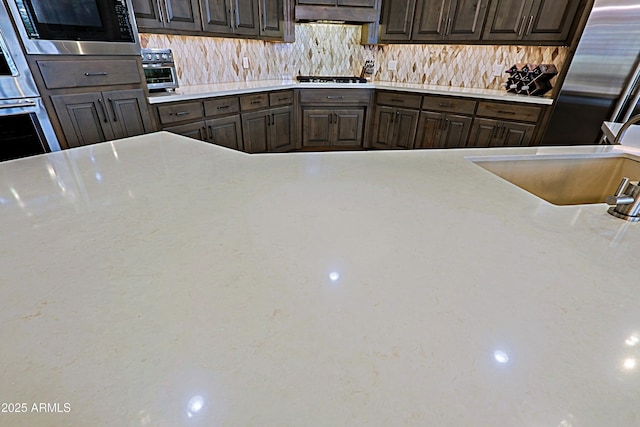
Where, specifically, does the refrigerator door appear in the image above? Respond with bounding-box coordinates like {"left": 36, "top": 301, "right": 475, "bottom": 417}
{"left": 541, "top": 0, "right": 640, "bottom": 145}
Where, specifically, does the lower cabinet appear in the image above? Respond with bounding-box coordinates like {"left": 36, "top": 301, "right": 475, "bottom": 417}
{"left": 414, "top": 111, "right": 473, "bottom": 149}
{"left": 51, "top": 89, "right": 153, "bottom": 148}
{"left": 302, "top": 108, "right": 366, "bottom": 148}
{"left": 370, "top": 106, "right": 419, "bottom": 149}
{"left": 299, "top": 89, "right": 372, "bottom": 150}
{"left": 164, "top": 116, "right": 244, "bottom": 150}
{"left": 467, "top": 118, "right": 536, "bottom": 147}
{"left": 242, "top": 105, "right": 294, "bottom": 153}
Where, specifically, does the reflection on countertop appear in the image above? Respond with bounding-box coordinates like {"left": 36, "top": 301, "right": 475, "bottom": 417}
{"left": 1, "top": 132, "right": 639, "bottom": 426}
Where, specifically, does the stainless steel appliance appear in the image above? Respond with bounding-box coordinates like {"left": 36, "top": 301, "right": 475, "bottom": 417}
{"left": 141, "top": 48, "right": 178, "bottom": 92}
{"left": 5, "top": 0, "right": 140, "bottom": 55}
{"left": 0, "top": 0, "right": 59, "bottom": 161}
{"left": 296, "top": 75, "right": 368, "bottom": 83}
{"left": 542, "top": 0, "right": 640, "bottom": 145}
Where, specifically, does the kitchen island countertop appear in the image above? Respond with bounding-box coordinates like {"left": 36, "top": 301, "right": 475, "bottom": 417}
{"left": 1, "top": 132, "right": 638, "bottom": 426}
{"left": 148, "top": 79, "right": 554, "bottom": 105}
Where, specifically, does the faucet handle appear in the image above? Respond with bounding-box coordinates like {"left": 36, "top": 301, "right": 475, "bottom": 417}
{"left": 606, "top": 177, "right": 635, "bottom": 205}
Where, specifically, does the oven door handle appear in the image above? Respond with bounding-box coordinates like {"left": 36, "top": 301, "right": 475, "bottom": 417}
{"left": 0, "top": 100, "right": 37, "bottom": 109}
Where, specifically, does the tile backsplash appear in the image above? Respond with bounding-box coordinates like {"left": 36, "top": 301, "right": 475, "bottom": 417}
{"left": 140, "top": 24, "right": 567, "bottom": 90}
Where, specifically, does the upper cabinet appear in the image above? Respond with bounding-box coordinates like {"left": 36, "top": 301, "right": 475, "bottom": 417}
{"left": 295, "top": 0, "right": 380, "bottom": 22}
{"left": 380, "top": 0, "right": 488, "bottom": 42}
{"left": 132, "top": 0, "right": 201, "bottom": 32}
{"left": 377, "top": 0, "right": 585, "bottom": 44}
{"left": 482, "top": 0, "right": 582, "bottom": 43}
{"left": 200, "top": 0, "right": 260, "bottom": 35}
{"left": 134, "top": 0, "right": 294, "bottom": 41}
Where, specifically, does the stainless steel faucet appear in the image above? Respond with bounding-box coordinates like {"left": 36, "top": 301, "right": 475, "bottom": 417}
{"left": 612, "top": 113, "right": 640, "bottom": 144}
{"left": 607, "top": 177, "right": 640, "bottom": 221}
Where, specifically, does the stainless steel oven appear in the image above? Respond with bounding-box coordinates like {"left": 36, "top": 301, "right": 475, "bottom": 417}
{"left": 141, "top": 48, "right": 178, "bottom": 92}
{"left": 5, "top": 0, "right": 140, "bottom": 55}
{"left": 0, "top": 0, "right": 59, "bottom": 161}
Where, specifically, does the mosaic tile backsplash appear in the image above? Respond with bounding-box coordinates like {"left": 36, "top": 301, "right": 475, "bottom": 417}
{"left": 140, "top": 24, "right": 567, "bottom": 90}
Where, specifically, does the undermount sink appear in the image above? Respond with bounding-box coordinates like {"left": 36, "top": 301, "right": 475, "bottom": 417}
{"left": 470, "top": 153, "right": 640, "bottom": 205}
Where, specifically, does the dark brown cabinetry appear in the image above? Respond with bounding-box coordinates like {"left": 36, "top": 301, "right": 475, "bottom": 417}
{"left": 200, "top": 0, "right": 259, "bottom": 35}
{"left": 52, "top": 90, "right": 153, "bottom": 148}
{"left": 241, "top": 90, "right": 295, "bottom": 153}
{"left": 371, "top": 91, "right": 421, "bottom": 149}
{"left": 379, "top": 0, "right": 488, "bottom": 42}
{"left": 466, "top": 101, "right": 541, "bottom": 147}
{"left": 159, "top": 96, "right": 244, "bottom": 150}
{"left": 295, "top": 0, "right": 379, "bottom": 22}
{"left": 132, "top": 0, "right": 201, "bottom": 32}
{"left": 482, "top": 0, "right": 581, "bottom": 43}
{"left": 299, "top": 89, "right": 372, "bottom": 149}
{"left": 31, "top": 57, "right": 154, "bottom": 149}
{"left": 414, "top": 95, "right": 475, "bottom": 148}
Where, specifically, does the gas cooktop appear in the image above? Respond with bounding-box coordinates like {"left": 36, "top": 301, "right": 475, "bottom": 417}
{"left": 296, "top": 75, "right": 368, "bottom": 83}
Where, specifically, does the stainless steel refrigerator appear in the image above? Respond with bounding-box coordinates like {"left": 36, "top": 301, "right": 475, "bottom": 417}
{"left": 541, "top": 0, "right": 640, "bottom": 145}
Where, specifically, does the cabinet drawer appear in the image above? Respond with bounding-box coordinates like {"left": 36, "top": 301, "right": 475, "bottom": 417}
{"left": 421, "top": 96, "right": 476, "bottom": 115}
{"left": 157, "top": 102, "right": 204, "bottom": 125}
{"left": 240, "top": 93, "right": 269, "bottom": 111}
{"left": 299, "top": 89, "right": 371, "bottom": 104}
{"left": 38, "top": 59, "right": 141, "bottom": 89}
{"left": 476, "top": 101, "right": 542, "bottom": 122}
{"left": 269, "top": 90, "right": 294, "bottom": 106}
{"left": 376, "top": 91, "right": 422, "bottom": 109}
{"left": 204, "top": 97, "right": 240, "bottom": 117}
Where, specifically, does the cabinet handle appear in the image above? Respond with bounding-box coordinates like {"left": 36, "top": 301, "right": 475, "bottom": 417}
{"left": 496, "top": 110, "right": 516, "bottom": 115}
{"left": 84, "top": 72, "right": 108, "bottom": 77}
{"left": 217, "top": 105, "right": 230, "bottom": 110}
{"left": 329, "top": 112, "right": 333, "bottom": 124}
{"left": 517, "top": 16, "right": 527, "bottom": 37}
{"left": 326, "top": 96, "right": 344, "bottom": 99}
{"left": 97, "top": 98, "right": 109, "bottom": 123}
{"left": 525, "top": 15, "right": 534, "bottom": 35}
{"left": 228, "top": 8, "right": 233, "bottom": 29}
{"left": 438, "top": 103, "right": 453, "bottom": 108}
{"left": 163, "top": 0, "right": 171, "bottom": 22}
{"left": 270, "top": 114, "right": 274, "bottom": 126}
{"left": 173, "top": 111, "right": 190, "bottom": 116}
{"left": 390, "top": 98, "right": 405, "bottom": 103}
{"left": 334, "top": 113, "right": 338, "bottom": 123}
{"left": 108, "top": 98, "right": 117, "bottom": 122}
{"left": 278, "top": 97, "right": 290, "bottom": 101}
{"left": 250, "top": 100, "right": 263, "bottom": 105}
{"left": 446, "top": 18, "right": 452, "bottom": 36}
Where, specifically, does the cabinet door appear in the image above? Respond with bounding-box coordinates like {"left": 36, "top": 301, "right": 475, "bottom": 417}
{"left": 104, "top": 89, "right": 154, "bottom": 140}
{"left": 391, "top": 108, "right": 419, "bottom": 149}
{"left": 446, "top": 0, "right": 488, "bottom": 41}
{"left": 441, "top": 113, "right": 472, "bottom": 148}
{"left": 51, "top": 93, "right": 115, "bottom": 148}
{"left": 259, "top": 0, "right": 284, "bottom": 38}
{"left": 412, "top": 0, "right": 448, "bottom": 41}
{"left": 164, "top": 0, "right": 202, "bottom": 31}
{"left": 207, "top": 115, "right": 243, "bottom": 150}
{"left": 523, "top": 0, "right": 580, "bottom": 42}
{"left": 334, "top": 108, "right": 365, "bottom": 147}
{"left": 164, "top": 121, "right": 208, "bottom": 141}
{"left": 201, "top": 0, "right": 235, "bottom": 33}
{"left": 496, "top": 122, "right": 535, "bottom": 146}
{"left": 302, "top": 108, "right": 333, "bottom": 147}
{"left": 131, "top": 0, "right": 164, "bottom": 29}
{"left": 269, "top": 106, "right": 295, "bottom": 152}
{"left": 482, "top": 0, "right": 531, "bottom": 41}
{"left": 379, "top": 0, "right": 416, "bottom": 42}
{"left": 414, "top": 111, "right": 444, "bottom": 148}
{"left": 466, "top": 117, "right": 499, "bottom": 148}
{"left": 371, "top": 106, "right": 396, "bottom": 149}
{"left": 233, "top": 0, "right": 260, "bottom": 35}
{"left": 242, "top": 110, "right": 269, "bottom": 153}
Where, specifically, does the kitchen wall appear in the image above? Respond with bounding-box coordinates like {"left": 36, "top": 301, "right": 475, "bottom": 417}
{"left": 141, "top": 24, "right": 567, "bottom": 91}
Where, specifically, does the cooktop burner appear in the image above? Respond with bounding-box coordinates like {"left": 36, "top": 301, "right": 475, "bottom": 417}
{"left": 297, "top": 75, "right": 368, "bottom": 83}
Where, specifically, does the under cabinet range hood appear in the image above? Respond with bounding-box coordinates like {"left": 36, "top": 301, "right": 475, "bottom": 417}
{"left": 294, "top": 0, "right": 382, "bottom": 23}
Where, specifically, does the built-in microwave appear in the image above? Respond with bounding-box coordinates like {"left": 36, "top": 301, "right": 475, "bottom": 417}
{"left": 6, "top": 0, "right": 140, "bottom": 55}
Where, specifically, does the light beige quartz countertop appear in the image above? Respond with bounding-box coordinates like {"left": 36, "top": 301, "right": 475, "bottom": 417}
{"left": 148, "top": 79, "right": 553, "bottom": 105}
{"left": 1, "top": 133, "right": 638, "bottom": 426}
